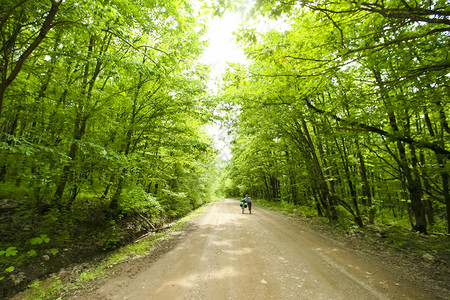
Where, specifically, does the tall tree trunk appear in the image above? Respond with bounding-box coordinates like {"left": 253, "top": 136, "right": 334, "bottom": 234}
{"left": 442, "top": 171, "right": 450, "bottom": 234}
{"left": 373, "top": 70, "right": 427, "bottom": 233}
{"left": 404, "top": 114, "right": 427, "bottom": 233}
{"left": 312, "top": 187, "right": 324, "bottom": 217}
{"left": 285, "top": 151, "right": 299, "bottom": 204}
{"left": 424, "top": 112, "right": 450, "bottom": 233}
{"left": 300, "top": 118, "right": 337, "bottom": 220}
{"left": 109, "top": 73, "right": 143, "bottom": 210}
{"left": 356, "top": 140, "right": 374, "bottom": 223}
{"left": 0, "top": 113, "right": 19, "bottom": 182}
{"left": 282, "top": 118, "right": 332, "bottom": 218}
{"left": 263, "top": 175, "right": 270, "bottom": 200}
{"left": 339, "top": 88, "right": 371, "bottom": 225}
{"left": 340, "top": 138, "right": 363, "bottom": 227}
{"left": 419, "top": 150, "right": 435, "bottom": 225}
{"left": 394, "top": 119, "right": 427, "bottom": 233}
{"left": 53, "top": 35, "right": 103, "bottom": 207}
{"left": 101, "top": 175, "right": 114, "bottom": 201}
{"left": 53, "top": 115, "right": 87, "bottom": 205}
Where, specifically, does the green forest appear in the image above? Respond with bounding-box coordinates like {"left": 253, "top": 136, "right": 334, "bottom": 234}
{"left": 0, "top": 0, "right": 449, "bottom": 297}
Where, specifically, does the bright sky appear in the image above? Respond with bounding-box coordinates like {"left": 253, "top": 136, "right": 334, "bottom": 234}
{"left": 199, "top": 12, "right": 248, "bottom": 161}
{"left": 199, "top": 12, "right": 249, "bottom": 91}
{"left": 198, "top": 9, "right": 290, "bottom": 160}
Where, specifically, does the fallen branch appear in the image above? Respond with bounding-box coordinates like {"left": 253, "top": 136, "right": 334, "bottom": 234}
{"left": 133, "top": 209, "right": 156, "bottom": 230}
{"left": 132, "top": 223, "right": 173, "bottom": 244}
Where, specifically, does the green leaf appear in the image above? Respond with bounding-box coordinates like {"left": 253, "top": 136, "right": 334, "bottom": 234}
{"left": 49, "top": 248, "right": 59, "bottom": 256}
{"left": 27, "top": 250, "right": 37, "bottom": 257}
{"left": 2, "top": 247, "right": 18, "bottom": 257}
{"left": 5, "top": 266, "right": 15, "bottom": 272}
{"left": 30, "top": 237, "right": 42, "bottom": 245}
{"left": 30, "top": 234, "right": 50, "bottom": 245}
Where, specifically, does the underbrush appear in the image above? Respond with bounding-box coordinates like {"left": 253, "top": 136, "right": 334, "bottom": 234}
{"left": 0, "top": 204, "right": 152, "bottom": 299}
{"left": 256, "top": 198, "right": 317, "bottom": 218}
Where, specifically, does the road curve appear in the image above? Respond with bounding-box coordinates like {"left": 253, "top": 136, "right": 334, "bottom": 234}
{"left": 84, "top": 198, "right": 434, "bottom": 300}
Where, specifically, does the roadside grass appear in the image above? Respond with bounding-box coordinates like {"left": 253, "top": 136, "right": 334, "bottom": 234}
{"left": 255, "top": 198, "right": 317, "bottom": 218}
{"left": 20, "top": 275, "right": 74, "bottom": 300}
{"left": 18, "top": 197, "right": 220, "bottom": 300}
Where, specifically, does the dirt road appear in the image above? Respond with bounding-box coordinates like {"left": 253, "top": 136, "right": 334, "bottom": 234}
{"left": 79, "top": 198, "right": 441, "bottom": 299}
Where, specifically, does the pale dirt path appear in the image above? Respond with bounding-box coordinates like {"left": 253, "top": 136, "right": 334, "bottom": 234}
{"left": 76, "top": 198, "right": 437, "bottom": 300}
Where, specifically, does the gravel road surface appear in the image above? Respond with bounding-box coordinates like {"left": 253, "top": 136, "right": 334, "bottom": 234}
{"left": 78, "top": 198, "right": 439, "bottom": 299}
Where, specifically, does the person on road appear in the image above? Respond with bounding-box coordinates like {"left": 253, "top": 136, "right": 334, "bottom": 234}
{"left": 244, "top": 193, "right": 251, "bottom": 214}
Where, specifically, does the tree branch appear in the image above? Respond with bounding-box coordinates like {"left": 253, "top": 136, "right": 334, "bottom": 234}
{"left": 303, "top": 97, "right": 450, "bottom": 159}
{"left": 360, "top": 3, "right": 450, "bottom": 25}
{"left": 343, "top": 28, "right": 450, "bottom": 57}
{"left": 0, "top": 0, "right": 62, "bottom": 120}
{"left": 103, "top": 28, "right": 172, "bottom": 69}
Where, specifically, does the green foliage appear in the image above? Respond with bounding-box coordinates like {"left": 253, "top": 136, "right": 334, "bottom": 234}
{"left": 30, "top": 235, "right": 50, "bottom": 245}
{"left": 98, "top": 220, "right": 121, "bottom": 250}
{"left": 0, "top": 247, "right": 18, "bottom": 257}
{"left": 333, "top": 206, "right": 357, "bottom": 230}
{"left": 0, "top": 181, "right": 29, "bottom": 199}
{"left": 0, "top": 0, "right": 216, "bottom": 214}
{"left": 378, "top": 225, "right": 439, "bottom": 254}
{"left": 376, "top": 208, "right": 411, "bottom": 228}
{"left": 256, "top": 198, "right": 316, "bottom": 218}
{"left": 120, "top": 183, "right": 163, "bottom": 216}
{"left": 76, "top": 268, "right": 105, "bottom": 284}
{"left": 429, "top": 218, "right": 449, "bottom": 235}
{"left": 5, "top": 266, "right": 14, "bottom": 272}
{"left": 49, "top": 249, "right": 59, "bottom": 256}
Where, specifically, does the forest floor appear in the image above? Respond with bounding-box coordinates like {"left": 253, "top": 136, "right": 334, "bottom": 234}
{"left": 15, "top": 197, "right": 448, "bottom": 300}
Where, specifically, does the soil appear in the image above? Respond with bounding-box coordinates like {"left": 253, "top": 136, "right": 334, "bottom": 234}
{"left": 49, "top": 198, "right": 450, "bottom": 300}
